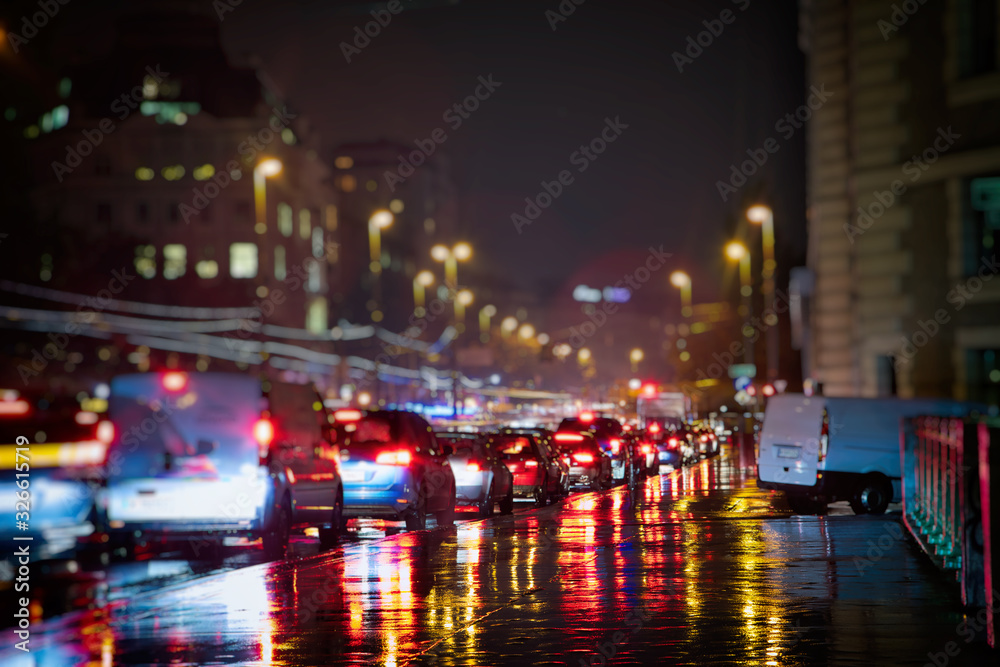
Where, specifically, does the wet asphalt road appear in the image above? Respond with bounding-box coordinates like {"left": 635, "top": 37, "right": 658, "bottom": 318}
{"left": 3, "top": 452, "right": 994, "bottom": 666}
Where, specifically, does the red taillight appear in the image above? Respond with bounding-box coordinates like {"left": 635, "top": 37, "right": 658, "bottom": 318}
{"left": 466, "top": 461, "right": 481, "bottom": 472}
{"left": 668, "top": 437, "right": 679, "bottom": 448}
{"left": 700, "top": 435, "right": 709, "bottom": 442}
{"left": 610, "top": 438, "right": 621, "bottom": 454}
{"left": 254, "top": 419, "right": 275, "bottom": 447}
{"left": 162, "top": 372, "right": 187, "bottom": 392}
{"left": 334, "top": 409, "right": 362, "bottom": 422}
{"left": 579, "top": 411, "right": 594, "bottom": 422}
{"left": 572, "top": 453, "right": 594, "bottom": 463}
{"left": 525, "top": 459, "right": 538, "bottom": 467}
{"left": 641, "top": 444, "right": 651, "bottom": 454}
{"left": 555, "top": 433, "right": 584, "bottom": 442}
{"left": 97, "top": 420, "right": 115, "bottom": 445}
{"left": 376, "top": 449, "right": 412, "bottom": 466}
{"left": 649, "top": 423, "right": 661, "bottom": 434}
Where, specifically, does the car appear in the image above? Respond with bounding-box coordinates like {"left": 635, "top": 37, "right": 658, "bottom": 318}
{"left": 628, "top": 430, "right": 657, "bottom": 477}
{"left": 552, "top": 430, "right": 612, "bottom": 490}
{"left": 331, "top": 409, "right": 456, "bottom": 531}
{"left": 100, "top": 372, "right": 343, "bottom": 561}
{"left": 503, "top": 427, "right": 571, "bottom": 497}
{"left": 556, "top": 414, "right": 633, "bottom": 484}
{"left": 436, "top": 431, "right": 514, "bottom": 517}
{"left": 489, "top": 429, "right": 564, "bottom": 505}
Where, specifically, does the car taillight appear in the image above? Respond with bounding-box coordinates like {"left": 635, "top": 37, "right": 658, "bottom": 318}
{"left": 97, "top": 420, "right": 115, "bottom": 445}
{"left": 668, "top": 437, "right": 679, "bottom": 448}
{"left": 555, "top": 433, "right": 584, "bottom": 443}
{"left": 649, "top": 423, "right": 661, "bottom": 434}
{"left": 466, "top": 461, "right": 481, "bottom": 472}
{"left": 376, "top": 449, "right": 412, "bottom": 466}
{"left": 255, "top": 418, "right": 274, "bottom": 463}
{"left": 162, "top": 371, "right": 188, "bottom": 392}
{"left": 641, "top": 444, "right": 651, "bottom": 454}
{"left": 525, "top": 459, "right": 538, "bottom": 467}
{"left": 572, "top": 453, "right": 594, "bottom": 463}
{"left": 610, "top": 438, "right": 621, "bottom": 454}
{"left": 334, "top": 409, "right": 362, "bottom": 422}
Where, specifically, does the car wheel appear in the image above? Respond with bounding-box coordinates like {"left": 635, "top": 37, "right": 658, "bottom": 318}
{"left": 852, "top": 474, "right": 892, "bottom": 515}
{"left": 319, "top": 493, "right": 343, "bottom": 550}
{"left": 405, "top": 493, "right": 427, "bottom": 531}
{"left": 535, "top": 476, "right": 549, "bottom": 506}
{"left": 479, "top": 481, "right": 495, "bottom": 518}
{"left": 263, "top": 501, "right": 291, "bottom": 561}
{"left": 499, "top": 484, "right": 514, "bottom": 515}
{"left": 437, "top": 486, "right": 456, "bottom": 526}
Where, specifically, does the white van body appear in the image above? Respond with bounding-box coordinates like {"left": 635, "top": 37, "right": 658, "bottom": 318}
{"left": 757, "top": 393, "right": 980, "bottom": 513}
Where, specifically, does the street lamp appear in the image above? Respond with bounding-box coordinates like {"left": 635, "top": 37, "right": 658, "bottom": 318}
{"left": 725, "top": 241, "right": 754, "bottom": 365}
{"left": 670, "top": 270, "right": 692, "bottom": 318}
{"left": 368, "top": 209, "right": 394, "bottom": 274}
{"left": 629, "top": 347, "right": 644, "bottom": 373}
{"left": 479, "top": 304, "right": 497, "bottom": 342}
{"left": 578, "top": 347, "right": 592, "bottom": 364}
{"left": 500, "top": 316, "right": 519, "bottom": 339}
{"left": 518, "top": 323, "right": 535, "bottom": 341}
{"left": 413, "top": 270, "right": 434, "bottom": 316}
{"left": 747, "top": 204, "right": 778, "bottom": 381}
{"left": 431, "top": 242, "right": 472, "bottom": 289}
{"left": 253, "top": 158, "right": 282, "bottom": 277}
{"left": 455, "top": 289, "right": 474, "bottom": 322}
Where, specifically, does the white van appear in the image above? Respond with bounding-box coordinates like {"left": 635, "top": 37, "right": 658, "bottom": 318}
{"left": 757, "top": 393, "right": 984, "bottom": 515}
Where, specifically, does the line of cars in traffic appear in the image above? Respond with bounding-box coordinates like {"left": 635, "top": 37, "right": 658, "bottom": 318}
{"left": 1, "top": 371, "right": 726, "bottom": 574}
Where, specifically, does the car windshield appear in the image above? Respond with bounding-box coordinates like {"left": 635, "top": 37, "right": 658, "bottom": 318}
{"left": 493, "top": 434, "right": 537, "bottom": 461}
{"left": 336, "top": 416, "right": 396, "bottom": 445}
{"left": 438, "top": 434, "right": 480, "bottom": 456}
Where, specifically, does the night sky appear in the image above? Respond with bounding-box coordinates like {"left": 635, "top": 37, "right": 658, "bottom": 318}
{"left": 218, "top": 0, "right": 806, "bottom": 300}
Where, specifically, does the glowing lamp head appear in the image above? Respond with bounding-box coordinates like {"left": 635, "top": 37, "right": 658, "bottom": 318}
{"left": 431, "top": 245, "right": 450, "bottom": 262}
{"left": 256, "top": 158, "right": 282, "bottom": 177}
{"left": 747, "top": 204, "right": 772, "bottom": 223}
{"left": 369, "top": 209, "right": 394, "bottom": 229}
{"left": 670, "top": 271, "right": 691, "bottom": 288}
{"left": 452, "top": 242, "right": 472, "bottom": 261}
{"left": 457, "top": 290, "right": 474, "bottom": 306}
{"left": 415, "top": 270, "right": 435, "bottom": 287}
{"left": 162, "top": 372, "right": 187, "bottom": 392}
{"left": 725, "top": 241, "right": 748, "bottom": 261}
{"left": 579, "top": 411, "right": 595, "bottom": 423}
{"left": 763, "top": 384, "right": 776, "bottom": 397}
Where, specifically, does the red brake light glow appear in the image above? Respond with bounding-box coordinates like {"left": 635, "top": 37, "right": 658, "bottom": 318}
{"left": 376, "top": 449, "right": 412, "bottom": 466}
{"left": 0, "top": 399, "right": 31, "bottom": 416}
{"left": 668, "top": 437, "right": 679, "bottom": 447}
{"left": 254, "top": 419, "right": 275, "bottom": 447}
{"left": 334, "top": 409, "right": 362, "bottom": 422}
{"left": 162, "top": 372, "right": 188, "bottom": 392}
{"left": 610, "top": 438, "right": 621, "bottom": 454}
{"left": 649, "top": 423, "right": 661, "bottom": 434}
{"left": 572, "top": 453, "right": 594, "bottom": 463}
{"left": 579, "top": 411, "right": 595, "bottom": 422}
{"left": 641, "top": 444, "right": 651, "bottom": 454}
{"left": 524, "top": 459, "right": 538, "bottom": 467}
{"left": 466, "top": 462, "right": 481, "bottom": 472}
{"left": 555, "top": 433, "right": 584, "bottom": 442}
{"left": 701, "top": 435, "right": 709, "bottom": 442}
{"left": 97, "top": 420, "right": 115, "bottom": 445}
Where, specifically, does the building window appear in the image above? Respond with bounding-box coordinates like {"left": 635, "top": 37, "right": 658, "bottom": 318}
{"left": 965, "top": 177, "right": 1000, "bottom": 275}
{"left": 278, "top": 203, "right": 293, "bottom": 237}
{"left": 307, "top": 259, "right": 321, "bottom": 293}
{"left": 306, "top": 297, "right": 327, "bottom": 334}
{"left": 966, "top": 348, "right": 1000, "bottom": 405}
{"left": 312, "top": 227, "right": 324, "bottom": 258}
{"left": 339, "top": 175, "right": 356, "bottom": 192}
{"left": 195, "top": 260, "right": 218, "bottom": 279}
{"left": 135, "top": 245, "right": 156, "bottom": 278}
{"left": 163, "top": 244, "right": 186, "bottom": 279}
{"left": 299, "top": 209, "right": 311, "bottom": 239}
{"left": 958, "top": 0, "right": 998, "bottom": 77}
{"left": 229, "top": 243, "right": 258, "bottom": 278}
{"left": 137, "top": 202, "right": 149, "bottom": 223}
{"left": 325, "top": 204, "right": 337, "bottom": 231}
{"left": 97, "top": 202, "right": 112, "bottom": 223}
{"left": 275, "top": 245, "right": 286, "bottom": 280}
{"left": 236, "top": 200, "right": 252, "bottom": 221}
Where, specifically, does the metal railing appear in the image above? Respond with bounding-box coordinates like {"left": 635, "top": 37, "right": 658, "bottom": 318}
{"left": 901, "top": 415, "right": 1000, "bottom": 648}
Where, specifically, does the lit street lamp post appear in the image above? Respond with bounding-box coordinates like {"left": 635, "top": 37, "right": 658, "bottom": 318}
{"left": 413, "top": 270, "right": 434, "bottom": 317}
{"left": 368, "top": 209, "right": 394, "bottom": 319}
{"left": 253, "top": 158, "right": 282, "bottom": 279}
{"left": 725, "top": 241, "right": 754, "bottom": 366}
{"left": 747, "top": 204, "right": 778, "bottom": 381}
{"left": 670, "top": 270, "right": 692, "bottom": 318}
{"left": 431, "top": 242, "right": 472, "bottom": 291}
{"left": 630, "top": 347, "right": 644, "bottom": 373}
{"left": 479, "top": 304, "right": 497, "bottom": 342}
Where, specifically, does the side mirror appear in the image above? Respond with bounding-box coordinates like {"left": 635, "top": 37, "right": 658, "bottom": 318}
{"left": 441, "top": 444, "right": 453, "bottom": 457}
{"left": 196, "top": 439, "right": 218, "bottom": 456}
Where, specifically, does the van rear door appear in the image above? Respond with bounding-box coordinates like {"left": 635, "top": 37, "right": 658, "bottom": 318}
{"left": 757, "top": 393, "right": 826, "bottom": 488}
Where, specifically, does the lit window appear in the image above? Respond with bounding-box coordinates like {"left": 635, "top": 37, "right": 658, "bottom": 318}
{"left": 312, "top": 227, "right": 324, "bottom": 258}
{"left": 275, "top": 246, "right": 286, "bottom": 280}
{"left": 135, "top": 167, "right": 154, "bottom": 181}
{"left": 307, "top": 260, "right": 321, "bottom": 293}
{"left": 161, "top": 165, "right": 185, "bottom": 181}
{"left": 339, "top": 175, "right": 356, "bottom": 192}
{"left": 163, "top": 244, "right": 186, "bottom": 279}
{"left": 196, "top": 260, "right": 218, "bottom": 279}
{"left": 281, "top": 128, "right": 296, "bottom": 145}
{"left": 334, "top": 156, "right": 354, "bottom": 169}
{"left": 299, "top": 209, "right": 311, "bottom": 239}
{"left": 135, "top": 245, "right": 156, "bottom": 279}
{"left": 230, "top": 243, "right": 258, "bottom": 278}
{"left": 278, "top": 203, "right": 293, "bottom": 237}
{"left": 366, "top": 179, "right": 377, "bottom": 192}
{"left": 306, "top": 297, "right": 327, "bottom": 334}
{"left": 325, "top": 205, "right": 337, "bottom": 231}
{"left": 389, "top": 199, "right": 404, "bottom": 213}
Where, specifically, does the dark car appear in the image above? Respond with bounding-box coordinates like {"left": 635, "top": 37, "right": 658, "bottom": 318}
{"left": 332, "top": 409, "right": 456, "bottom": 531}
{"left": 436, "top": 431, "right": 514, "bottom": 517}
{"left": 553, "top": 430, "right": 612, "bottom": 490}
{"left": 556, "top": 415, "right": 633, "bottom": 484}
{"left": 489, "top": 430, "right": 564, "bottom": 505}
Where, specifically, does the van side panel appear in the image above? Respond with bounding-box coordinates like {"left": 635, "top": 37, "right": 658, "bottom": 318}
{"left": 757, "top": 394, "right": 826, "bottom": 488}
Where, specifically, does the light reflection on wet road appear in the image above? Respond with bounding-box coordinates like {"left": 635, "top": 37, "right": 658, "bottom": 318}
{"left": 4, "top": 455, "right": 993, "bottom": 665}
